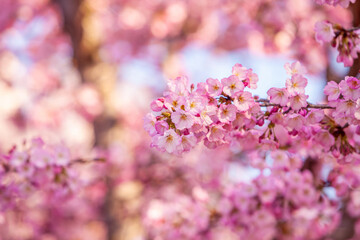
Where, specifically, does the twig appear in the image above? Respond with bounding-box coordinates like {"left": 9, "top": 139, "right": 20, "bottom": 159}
{"left": 256, "top": 99, "right": 335, "bottom": 109}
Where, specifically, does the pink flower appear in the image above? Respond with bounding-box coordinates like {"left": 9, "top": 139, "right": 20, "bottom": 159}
{"left": 216, "top": 198, "right": 233, "bottom": 215}
{"left": 30, "top": 147, "right": 55, "bottom": 168}
{"left": 10, "top": 151, "right": 28, "bottom": 168}
{"left": 245, "top": 69, "right": 259, "bottom": 89}
{"left": 185, "top": 95, "right": 206, "bottom": 115}
{"left": 339, "top": 0, "right": 356, "bottom": 8}
{"left": 339, "top": 77, "right": 360, "bottom": 100}
{"left": 258, "top": 187, "right": 277, "bottom": 204}
{"left": 286, "top": 74, "right": 307, "bottom": 96}
{"left": 233, "top": 192, "right": 251, "bottom": 212}
{"left": 274, "top": 124, "right": 290, "bottom": 145}
{"left": 31, "top": 138, "right": 45, "bottom": 148}
{"left": 241, "top": 183, "right": 258, "bottom": 198}
{"left": 164, "top": 93, "right": 180, "bottom": 110}
{"left": 178, "top": 133, "right": 197, "bottom": 152}
{"left": 314, "top": 130, "right": 335, "bottom": 149}
{"left": 284, "top": 61, "right": 307, "bottom": 76}
{"left": 269, "top": 112, "right": 285, "bottom": 125}
{"left": 167, "top": 76, "right": 190, "bottom": 96}
{"left": 314, "top": 21, "right": 335, "bottom": 43}
{"left": 218, "top": 104, "right": 237, "bottom": 123}
{"left": 205, "top": 78, "right": 222, "bottom": 97}
{"left": 286, "top": 114, "right": 305, "bottom": 131}
{"left": 324, "top": 81, "right": 340, "bottom": 101}
{"left": 271, "top": 151, "right": 290, "bottom": 170}
{"left": 336, "top": 99, "right": 357, "bottom": 116}
{"left": 203, "top": 138, "right": 220, "bottom": 149}
{"left": 337, "top": 52, "right": 354, "bottom": 67}
{"left": 195, "top": 82, "right": 208, "bottom": 96}
{"left": 207, "top": 125, "right": 226, "bottom": 142}
{"left": 267, "top": 88, "right": 289, "bottom": 106}
{"left": 222, "top": 75, "right": 244, "bottom": 97}
{"left": 20, "top": 164, "right": 35, "bottom": 178}
{"left": 345, "top": 76, "right": 360, "bottom": 89}
{"left": 232, "top": 63, "right": 248, "bottom": 80}
{"left": 156, "top": 129, "right": 180, "bottom": 153}
{"left": 307, "top": 110, "right": 325, "bottom": 124}
{"left": 234, "top": 91, "right": 254, "bottom": 112}
{"left": 200, "top": 105, "right": 217, "bottom": 126}
{"left": 150, "top": 98, "right": 164, "bottom": 112}
{"left": 355, "top": 99, "right": 360, "bottom": 120}
{"left": 289, "top": 93, "right": 308, "bottom": 110}
{"left": 144, "top": 113, "right": 157, "bottom": 136}
{"left": 251, "top": 209, "right": 276, "bottom": 228}
{"left": 53, "top": 144, "right": 71, "bottom": 166}
{"left": 298, "top": 184, "right": 317, "bottom": 205}
{"left": 347, "top": 190, "right": 360, "bottom": 217}
{"left": 171, "top": 110, "right": 194, "bottom": 130}
{"left": 315, "top": 0, "right": 326, "bottom": 4}
{"left": 342, "top": 153, "right": 360, "bottom": 164}
{"left": 155, "top": 120, "right": 169, "bottom": 135}
{"left": 289, "top": 155, "right": 302, "bottom": 169}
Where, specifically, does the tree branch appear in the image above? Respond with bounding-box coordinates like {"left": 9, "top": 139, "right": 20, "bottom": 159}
{"left": 348, "top": 1, "right": 360, "bottom": 77}
{"left": 256, "top": 99, "right": 335, "bottom": 109}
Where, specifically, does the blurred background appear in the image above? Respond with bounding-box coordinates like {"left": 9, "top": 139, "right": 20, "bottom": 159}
{"left": 0, "top": 0, "right": 359, "bottom": 239}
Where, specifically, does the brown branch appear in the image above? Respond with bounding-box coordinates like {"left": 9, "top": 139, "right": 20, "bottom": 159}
{"left": 326, "top": 48, "right": 343, "bottom": 83}
{"left": 306, "top": 102, "right": 335, "bottom": 109}
{"left": 348, "top": 1, "right": 360, "bottom": 77}
{"left": 70, "top": 157, "right": 106, "bottom": 165}
{"left": 328, "top": 3, "right": 360, "bottom": 239}
{"left": 53, "top": 0, "right": 118, "bottom": 147}
{"left": 346, "top": 26, "right": 360, "bottom": 32}
{"left": 256, "top": 99, "right": 335, "bottom": 109}
{"left": 52, "top": 0, "right": 98, "bottom": 82}
{"left": 53, "top": 1, "right": 118, "bottom": 239}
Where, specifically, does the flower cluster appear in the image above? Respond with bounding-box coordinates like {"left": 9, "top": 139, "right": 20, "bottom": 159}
{"left": 324, "top": 76, "right": 360, "bottom": 124}
{"left": 144, "top": 162, "right": 340, "bottom": 240}
{"left": 144, "top": 195, "right": 209, "bottom": 239}
{"left": 315, "top": 0, "right": 356, "bottom": 8}
{"left": 0, "top": 138, "right": 84, "bottom": 212}
{"left": 315, "top": 21, "right": 360, "bottom": 67}
{"left": 145, "top": 62, "right": 360, "bottom": 164}
{"left": 145, "top": 63, "right": 259, "bottom": 154}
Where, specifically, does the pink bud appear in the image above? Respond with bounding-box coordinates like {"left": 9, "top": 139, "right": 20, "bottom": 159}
{"left": 270, "top": 106, "right": 279, "bottom": 114}
{"left": 53, "top": 166, "right": 63, "bottom": 174}
{"left": 151, "top": 99, "right": 164, "bottom": 112}
{"left": 256, "top": 118, "right": 265, "bottom": 126}
{"left": 289, "top": 129, "right": 298, "bottom": 136}
{"left": 181, "top": 129, "right": 190, "bottom": 135}
{"left": 346, "top": 76, "right": 359, "bottom": 89}
{"left": 243, "top": 78, "right": 249, "bottom": 87}
{"left": 155, "top": 121, "right": 169, "bottom": 135}
{"left": 299, "top": 108, "right": 307, "bottom": 117}
{"left": 332, "top": 149, "right": 340, "bottom": 158}
{"left": 356, "top": 126, "right": 360, "bottom": 135}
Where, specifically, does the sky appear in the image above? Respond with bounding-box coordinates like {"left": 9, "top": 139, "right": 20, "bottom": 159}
{"left": 120, "top": 44, "right": 336, "bottom": 104}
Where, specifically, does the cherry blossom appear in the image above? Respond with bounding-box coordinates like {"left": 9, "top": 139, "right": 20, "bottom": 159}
{"left": 267, "top": 88, "right": 289, "bottom": 106}
{"left": 316, "top": 0, "right": 356, "bottom": 7}
{"left": 314, "top": 21, "right": 335, "bottom": 43}
{"left": 146, "top": 61, "right": 360, "bottom": 184}
{"left": 314, "top": 21, "right": 360, "bottom": 67}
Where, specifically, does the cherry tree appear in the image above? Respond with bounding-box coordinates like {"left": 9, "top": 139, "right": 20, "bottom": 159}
{"left": 0, "top": 0, "right": 360, "bottom": 240}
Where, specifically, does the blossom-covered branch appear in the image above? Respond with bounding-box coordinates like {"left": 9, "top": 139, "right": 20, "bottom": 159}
{"left": 256, "top": 99, "right": 335, "bottom": 109}
{"left": 315, "top": 21, "right": 360, "bottom": 67}
{"left": 145, "top": 62, "right": 360, "bottom": 165}
{"left": 315, "top": 0, "right": 356, "bottom": 8}
{"left": 0, "top": 138, "right": 101, "bottom": 212}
